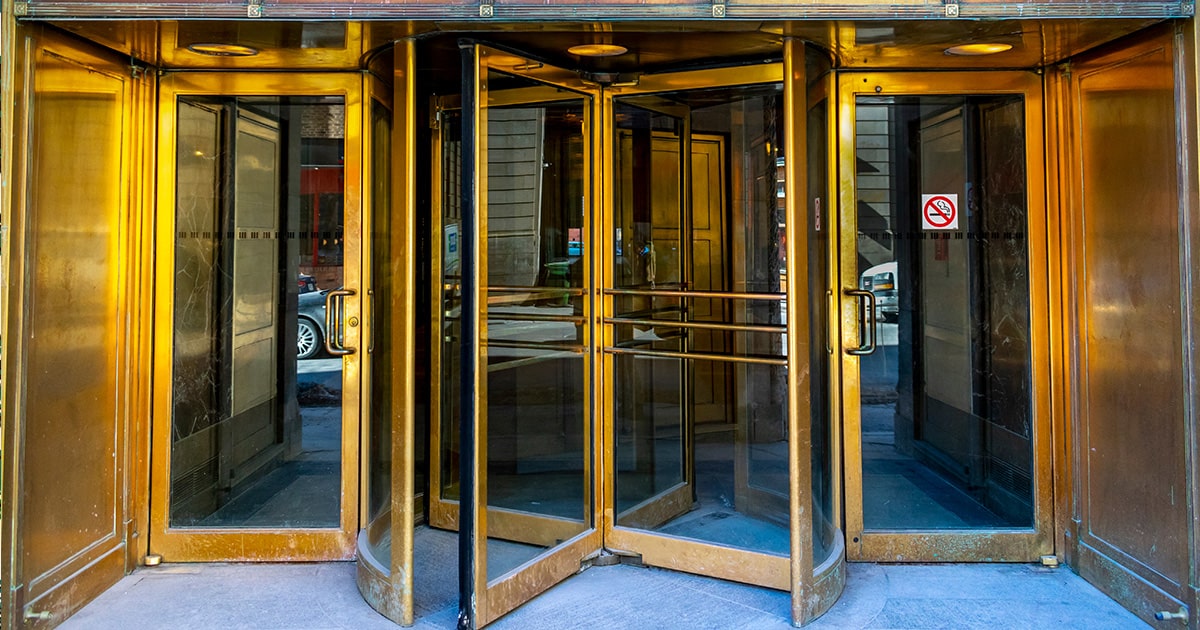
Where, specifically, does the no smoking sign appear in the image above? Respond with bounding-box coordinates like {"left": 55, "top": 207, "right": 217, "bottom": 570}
{"left": 922, "top": 194, "right": 958, "bottom": 230}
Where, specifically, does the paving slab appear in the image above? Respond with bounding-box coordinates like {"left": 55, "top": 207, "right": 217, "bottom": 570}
{"left": 62, "top": 560, "right": 1149, "bottom": 629}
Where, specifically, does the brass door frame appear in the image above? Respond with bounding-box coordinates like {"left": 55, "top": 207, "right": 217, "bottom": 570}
{"left": 836, "top": 70, "right": 1055, "bottom": 562}
{"left": 149, "top": 72, "right": 366, "bottom": 561}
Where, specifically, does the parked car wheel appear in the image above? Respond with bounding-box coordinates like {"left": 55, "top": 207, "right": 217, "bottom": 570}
{"left": 297, "top": 317, "right": 323, "bottom": 360}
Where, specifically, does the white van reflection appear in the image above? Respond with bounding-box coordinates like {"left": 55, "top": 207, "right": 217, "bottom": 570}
{"left": 859, "top": 261, "right": 898, "bottom": 322}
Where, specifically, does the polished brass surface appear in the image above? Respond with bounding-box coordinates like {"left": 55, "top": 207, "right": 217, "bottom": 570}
{"left": 1, "top": 24, "right": 143, "bottom": 627}
{"left": 783, "top": 37, "right": 815, "bottom": 623}
{"left": 356, "top": 40, "right": 417, "bottom": 626}
{"left": 1, "top": 8, "right": 17, "bottom": 626}
{"left": 150, "top": 72, "right": 365, "bottom": 561}
{"left": 1064, "top": 24, "right": 1195, "bottom": 626}
{"left": 837, "top": 70, "right": 1054, "bottom": 562}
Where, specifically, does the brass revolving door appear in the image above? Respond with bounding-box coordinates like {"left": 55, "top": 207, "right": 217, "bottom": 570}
{"left": 359, "top": 39, "right": 846, "bottom": 628}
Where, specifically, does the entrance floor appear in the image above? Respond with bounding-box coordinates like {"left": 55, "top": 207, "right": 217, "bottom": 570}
{"left": 62, "top": 559, "right": 1145, "bottom": 629}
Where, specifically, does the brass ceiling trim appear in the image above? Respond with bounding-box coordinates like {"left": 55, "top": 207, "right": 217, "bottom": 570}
{"left": 18, "top": 1, "right": 1194, "bottom": 20}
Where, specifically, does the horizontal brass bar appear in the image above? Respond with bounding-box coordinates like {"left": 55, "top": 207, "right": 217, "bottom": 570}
{"left": 604, "top": 346, "right": 787, "bottom": 366}
{"left": 605, "top": 317, "right": 786, "bottom": 334}
{"left": 604, "top": 288, "right": 785, "bottom": 301}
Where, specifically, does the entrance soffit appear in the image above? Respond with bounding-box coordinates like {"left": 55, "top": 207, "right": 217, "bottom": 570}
{"left": 40, "top": 17, "right": 1171, "bottom": 72}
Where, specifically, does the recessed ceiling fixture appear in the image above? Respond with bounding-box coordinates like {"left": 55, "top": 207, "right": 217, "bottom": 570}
{"left": 187, "top": 43, "right": 260, "bottom": 57}
{"left": 568, "top": 44, "right": 628, "bottom": 57}
{"left": 944, "top": 43, "right": 1013, "bottom": 56}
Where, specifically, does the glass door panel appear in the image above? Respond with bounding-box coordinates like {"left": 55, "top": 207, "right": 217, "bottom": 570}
{"left": 151, "top": 74, "right": 364, "bottom": 561}
{"left": 838, "top": 72, "right": 1053, "bottom": 561}
{"left": 431, "top": 45, "right": 603, "bottom": 627}
{"left": 603, "top": 72, "right": 796, "bottom": 584}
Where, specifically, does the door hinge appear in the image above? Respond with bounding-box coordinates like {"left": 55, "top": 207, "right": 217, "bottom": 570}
{"left": 246, "top": 0, "right": 263, "bottom": 18}
{"left": 479, "top": 0, "right": 494, "bottom": 18}
{"left": 583, "top": 548, "right": 643, "bottom": 570}
{"left": 24, "top": 610, "right": 53, "bottom": 622}
{"left": 711, "top": 0, "right": 726, "bottom": 18}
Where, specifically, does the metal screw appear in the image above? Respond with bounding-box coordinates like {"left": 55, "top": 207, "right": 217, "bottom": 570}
{"left": 1154, "top": 607, "right": 1187, "bottom": 622}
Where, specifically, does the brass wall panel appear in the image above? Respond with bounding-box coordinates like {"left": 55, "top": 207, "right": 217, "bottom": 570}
{"left": 1, "top": 24, "right": 139, "bottom": 627}
{"left": 1068, "top": 24, "right": 1193, "bottom": 625}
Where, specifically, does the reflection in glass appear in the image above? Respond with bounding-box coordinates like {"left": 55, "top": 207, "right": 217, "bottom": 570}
{"left": 170, "top": 97, "right": 345, "bottom": 528}
{"left": 366, "top": 97, "right": 394, "bottom": 562}
{"left": 611, "top": 83, "right": 791, "bottom": 556}
{"left": 855, "top": 95, "right": 1033, "bottom": 530}
{"left": 807, "top": 86, "right": 835, "bottom": 565}
{"left": 481, "top": 87, "right": 590, "bottom": 581}
{"left": 437, "top": 72, "right": 591, "bottom": 582}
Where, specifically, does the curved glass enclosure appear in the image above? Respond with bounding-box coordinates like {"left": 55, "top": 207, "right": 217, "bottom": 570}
{"left": 358, "top": 39, "right": 844, "bottom": 627}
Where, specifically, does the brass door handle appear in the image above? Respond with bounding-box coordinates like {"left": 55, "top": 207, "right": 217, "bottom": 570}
{"left": 844, "top": 289, "right": 877, "bottom": 356}
{"left": 324, "top": 288, "right": 357, "bottom": 356}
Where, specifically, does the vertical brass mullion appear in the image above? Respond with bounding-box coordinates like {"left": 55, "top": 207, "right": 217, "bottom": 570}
{"left": 598, "top": 89, "right": 617, "bottom": 546}
{"left": 341, "top": 74, "right": 365, "bottom": 549}
{"left": 782, "top": 37, "right": 815, "bottom": 626}
{"left": 390, "top": 38, "right": 418, "bottom": 627}
{"left": 822, "top": 67, "right": 845, "bottom": 541}
{"left": 456, "top": 41, "right": 486, "bottom": 629}
{"left": 679, "top": 111, "right": 695, "bottom": 492}
{"left": 584, "top": 87, "right": 602, "bottom": 537}
{"left": 835, "top": 73, "right": 865, "bottom": 560}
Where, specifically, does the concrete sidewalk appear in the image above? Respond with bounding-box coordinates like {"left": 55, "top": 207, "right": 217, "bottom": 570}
{"left": 63, "top": 561, "right": 1148, "bottom": 629}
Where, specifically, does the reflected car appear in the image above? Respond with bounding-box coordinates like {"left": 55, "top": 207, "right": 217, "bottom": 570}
{"left": 298, "top": 272, "right": 318, "bottom": 294}
{"left": 860, "top": 261, "right": 898, "bottom": 322}
{"left": 297, "top": 288, "right": 329, "bottom": 360}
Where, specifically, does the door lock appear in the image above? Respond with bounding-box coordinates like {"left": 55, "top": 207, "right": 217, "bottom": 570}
{"left": 348, "top": 316, "right": 359, "bottom": 327}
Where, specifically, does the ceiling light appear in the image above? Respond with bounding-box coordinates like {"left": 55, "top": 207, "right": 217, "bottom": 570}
{"left": 568, "top": 44, "right": 628, "bottom": 57}
{"left": 944, "top": 43, "right": 1013, "bottom": 56}
{"left": 187, "top": 43, "right": 260, "bottom": 57}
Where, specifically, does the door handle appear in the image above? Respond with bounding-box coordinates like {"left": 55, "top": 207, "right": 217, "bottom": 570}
{"left": 366, "top": 289, "right": 375, "bottom": 354}
{"left": 324, "top": 288, "right": 357, "bottom": 356}
{"left": 844, "top": 288, "right": 877, "bottom": 356}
